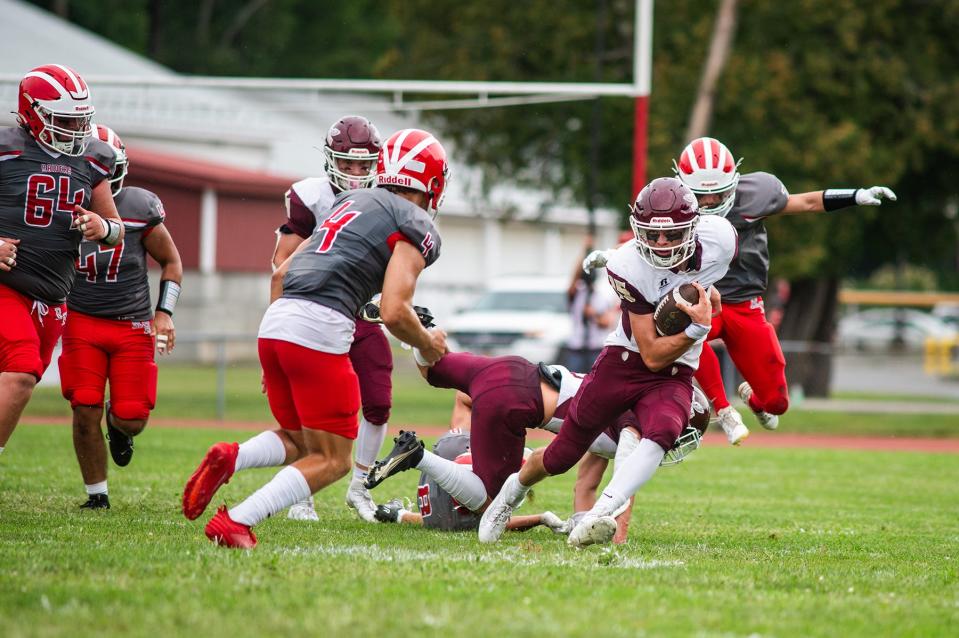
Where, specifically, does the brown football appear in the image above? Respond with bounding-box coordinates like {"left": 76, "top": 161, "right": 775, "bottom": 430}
{"left": 653, "top": 283, "right": 699, "bottom": 336}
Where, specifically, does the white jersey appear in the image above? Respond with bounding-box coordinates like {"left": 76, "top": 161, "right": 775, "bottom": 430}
{"left": 541, "top": 365, "right": 585, "bottom": 434}
{"left": 603, "top": 215, "right": 738, "bottom": 370}
{"left": 286, "top": 176, "right": 337, "bottom": 228}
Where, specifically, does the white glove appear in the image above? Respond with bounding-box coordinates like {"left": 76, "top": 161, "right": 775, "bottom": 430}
{"left": 540, "top": 511, "right": 571, "bottom": 535}
{"left": 582, "top": 249, "right": 609, "bottom": 274}
{"left": 855, "top": 186, "right": 897, "bottom": 206}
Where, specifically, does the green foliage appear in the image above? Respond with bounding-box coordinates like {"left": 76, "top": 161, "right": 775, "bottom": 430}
{"left": 2, "top": 425, "right": 958, "bottom": 637}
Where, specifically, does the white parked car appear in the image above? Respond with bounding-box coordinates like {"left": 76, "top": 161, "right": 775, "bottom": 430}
{"left": 836, "top": 308, "right": 957, "bottom": 351}
{"left": 445, "top": 277, "right": 572, "bottom": 363}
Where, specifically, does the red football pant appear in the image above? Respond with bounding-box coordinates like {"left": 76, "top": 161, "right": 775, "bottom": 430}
{"left": 695, "top": 298, "right": 789, "bottom": 415}
{"left": 258, "top": 338, "right": 360, "bottom": 439}
{"left": 59, "top": 311, "right": 158, "bottom": 420}
{"left": 0, "top": 284, "right": 66, "bottom": 380}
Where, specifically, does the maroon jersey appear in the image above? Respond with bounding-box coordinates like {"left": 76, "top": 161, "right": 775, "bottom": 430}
{"left": 0, "top": 127, "right": 115, "bottom": 304}
{"left": 283, "top": 188, "right": 441, "bottom": 318}
{"left": 68, "top": 187, "right": 166, "bottom": 321}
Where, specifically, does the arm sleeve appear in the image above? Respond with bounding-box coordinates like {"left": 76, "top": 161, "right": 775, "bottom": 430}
{"left": 605, "top": 267, "right": 654, "bottom": 315}
{"left": 282, "top": 189, "right": 317, "bottom": 238}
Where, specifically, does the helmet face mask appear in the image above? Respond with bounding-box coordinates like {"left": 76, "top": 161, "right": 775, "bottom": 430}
{"left": 324, "top": 116, "right": 381, "bottom": 191}
{"left": 661, "top": 386, "right": 710, "bottom": 467}
{"left": 629, "top": 177, "right": 700, "bottom": 270}
{"left": 673, "top": 137, "right": 742, "bottom": 216}
{"left": 18, "top": 65, "right": 95, "bottom": 157}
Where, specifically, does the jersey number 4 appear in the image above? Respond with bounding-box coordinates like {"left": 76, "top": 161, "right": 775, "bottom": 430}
{"left": 315, "top": 200, "right": 360, "bottom": 253}
{"left": 76, "top": 242, "right": 125, "bottom": 283}
{"left": 24, "top": 174, "right": 84, "bottom": 227}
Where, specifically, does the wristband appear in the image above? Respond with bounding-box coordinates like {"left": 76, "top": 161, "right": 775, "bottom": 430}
{"left": 100, "top": 218, "right": 122, "bottom": 246}
{"left": 684, "top": 322, "right": 710, "bottom": 341}
{"left": 823, "top": 189, "right": 859, "bottom": 212}
{"left": 156, "top": 280, "right": 181, "bottom": 316}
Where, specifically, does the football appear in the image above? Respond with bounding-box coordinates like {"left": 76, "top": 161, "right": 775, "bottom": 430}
{"left": 653, "top": 283, "right": 700, "bottom": 336}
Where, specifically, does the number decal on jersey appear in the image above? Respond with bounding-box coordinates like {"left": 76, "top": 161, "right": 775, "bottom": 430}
{"left": 24, "top": 174, "right": 84, "bottom": 227}
{"left": 608, "top": 274, "right": 636, "bottom": 303}
{"left": 417, "top": 484, "right": 432, "bottom": 517}
{"left": 76, "top": 242, "right": 125, "bottom": 283}
{"left": 315, "top": 200, "right": 360, "bottom": 253}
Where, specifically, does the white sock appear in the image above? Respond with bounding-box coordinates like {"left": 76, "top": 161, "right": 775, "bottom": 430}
{"left": 229, "top": 465, "right": 311, "bottom": 527}
{"left": 235, "top": 431, "right": 287, "bottom": 472}
{"left": 591, "top": 438, "right": 665, "bottom": 517}
{"left": 85, "top": 481, "right": 108, "bottom": 496}
{"left": 613, "top": 427, "right": 641, "bottom": 474}
{"left": 416, "top": 449, "right": 488, "bottom": 511}
{"left": 353, "top": 417, "right": 388, "bottom": 480}
{"left": 502, "top": 473, "right": 531, "bottom": 508}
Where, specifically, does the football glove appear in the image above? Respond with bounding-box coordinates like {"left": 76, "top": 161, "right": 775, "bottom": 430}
{"left": 855, "top": 186, "right": 897, "bottom": 206}
{"left": 582, "top": 249, "right": 610, "bottom": 274}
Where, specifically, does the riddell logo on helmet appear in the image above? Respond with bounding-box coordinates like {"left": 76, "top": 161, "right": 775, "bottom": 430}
{"left": 379, "top": 175, "right": 412, "bottom": 187}
{"left": 649, "top": 216, "right": 674, "bottom": 224}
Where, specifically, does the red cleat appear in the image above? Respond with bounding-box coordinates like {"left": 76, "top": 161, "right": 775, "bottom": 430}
{"left": 205, "top": 506, "right": 257, "bottom": 549}
{"left": 182, "top": 442, "right": 239, "bottom": 520}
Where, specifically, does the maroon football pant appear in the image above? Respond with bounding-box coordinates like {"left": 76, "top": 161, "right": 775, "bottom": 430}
{"left": 695, "top": 298, "right": 789, "bottom": 415}
{"left": 542, "top": 346, "right": 693, "bottom": 476}
{"left": 350, "top": 319, "right": 393, "bottom": 426}
{"left": 428, "top": 353, "right": 544, "bottom": 497}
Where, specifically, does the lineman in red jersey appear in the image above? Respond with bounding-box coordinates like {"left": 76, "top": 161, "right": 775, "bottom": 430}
{"left": 0, "top": 65, "right": 123, "bottom": 458}
{"left": 271, "top": 115, "right": 391, "bottom": 523}
{"left": 673, "top": 137, "right": 896, "bottom": 443}
{"left": 182, "top": 128, "right": 450, "bottom": 548}
{"left": 60, "top": 125, "right": 183, "bottom": 509}
{"left": 479, "top": 177, "right": 737, "bottom": 547}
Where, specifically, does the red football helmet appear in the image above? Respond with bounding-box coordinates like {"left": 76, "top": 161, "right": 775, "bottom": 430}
{"left": 324, "top": 115, "right": 382, "bottom": 191}
{"left": 376, "top": 128, "right": 450, "bottom": 215}
{"left": 16, "top": 64, "right": 95, "bottom": 156}
{"left": 629, "top": 177, "right": 700, "bottom": 269}
{"left": 94, "top": 124, "right": 128, "bottom": 195}
{"left": 672, "top": 137, "right": 742, "bottom": 216}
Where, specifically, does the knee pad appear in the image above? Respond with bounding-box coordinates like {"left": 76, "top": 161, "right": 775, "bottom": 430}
{"left": 361, "top": 404, "right": 390, "bottom": 426}
{"left": 111, "top": 399, "right": 151, "bottom": 421}
{"left": 643, "top": 414, "right": 686, "bottom": 452}
{"left": 69, "top": 388, "right": 104, "bottom": 408}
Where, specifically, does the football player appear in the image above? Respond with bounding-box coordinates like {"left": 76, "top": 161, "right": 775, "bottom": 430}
{"left": 0, "top": 65, "right": 123, "bottom": 458}
{"left": 673, "top": 137, "right": 896, "bottom": 441}
{"left": 59, "top": 125, "right": 182, "bottom": 509}
{"left": 182, "top": 129, "right": 450, "bottom": 548}
{"left": 479, "top": 177, "right": 737, "bottom": 547}
{"left": 270, "top": 115, "right": 392, "bottom": 523}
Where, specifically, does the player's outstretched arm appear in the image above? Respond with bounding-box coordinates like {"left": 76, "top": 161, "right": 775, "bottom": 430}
{"left": 144, "top": 224, "right": 183, "bottom": 355}
{"left": 381, "top": 241, "right": 447, "bottom": 364}
{"left": 780, "top": 186, "right": 897, "bottom": 215}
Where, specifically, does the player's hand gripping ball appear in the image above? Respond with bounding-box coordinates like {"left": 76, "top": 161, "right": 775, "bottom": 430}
{"left": 653, "top": 283, "right": 700, "bottom": 336}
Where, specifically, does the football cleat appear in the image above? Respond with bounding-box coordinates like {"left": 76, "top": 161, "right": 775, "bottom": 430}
{"left": 104, "top": 401, "right": 134, "bottom": 467}
{"left": 205, "top": 506, "right": 257, "bottom": 549}
{"left": 716, "top": 406, "right": 750, "bottom": 446}
{"left": 738, "top": 382, "right": 779, "bottom": 430}
{"left": 345, "top": 478, "right": 378, "bottom": 522}
{"left": 567, "top": 515, "right": 617, "bottom": 548}
{"left": 364, "top": 431, "right": 424, "bottom": 489}
{"left": 79, "top": 493, "right": 110, "bottom": 510}
{"left": 287, "top": 496, "right": 319, "bottom": 521}
{"left": 478, "top": 473, "right": 525, "bottom": 544}
{"left": 182, "top": 442, "right": 239, "bottom": 520}
{"left": 374, "top": 498, "right": 404, "bottom": 523}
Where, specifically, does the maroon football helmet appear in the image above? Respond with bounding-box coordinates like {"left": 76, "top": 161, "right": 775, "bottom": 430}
{"left": 628, "top": 177, "right": 700, "bottom": 269}
{"left": 324, "top": 115, "right": 382, "bottom": 191}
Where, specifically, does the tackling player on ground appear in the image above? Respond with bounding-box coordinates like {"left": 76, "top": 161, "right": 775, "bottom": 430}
{"left": 271, "top": 115, "right": 392, "bottom": 523}
{"left": 182, "top": 129, "right": 450, "bottom": 548}
{"left": 672, "top": 137, "right": 896, "bottom": 443}
{"left": 0, "top": 65, "right": 123, "bottom": 459}
{"left": 60, "top": 125, "right": 182, "bottom": 509}
{"left": 479, "top": 177, "right": 737, "bottom": 547}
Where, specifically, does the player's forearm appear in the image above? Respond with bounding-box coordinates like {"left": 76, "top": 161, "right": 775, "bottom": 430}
{"left": 381, "top": 305, "right": 432, "bottom": 350}
{"left": 506, "top": 515, "right": 544, "bottom": 531}
{"left": 780, "top": 191, "right": 825, "bottom": 215}
{"left": 158, "top": 257, "right": 183, "bottom": 286}
{"left": 639, "top": 333, "right": 696, "bottom": 372}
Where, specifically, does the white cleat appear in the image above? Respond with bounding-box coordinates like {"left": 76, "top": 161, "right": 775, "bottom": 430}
{"left": 716, "top": 406, "right": 750, "bottom": 446}
{"left": 479, "top": 473, "right": 523, "bottom": 543}
{"left": 567, "top": 515, "right": 617, "bottom": 549}
{"left": 345, "top": 478, "right": 378, "bottom": 523}
{"left": 738, "top": 382, "right": 779, "bottom": 430}
{"left": 287, "top": 496, "right": 319, "bottom": 521}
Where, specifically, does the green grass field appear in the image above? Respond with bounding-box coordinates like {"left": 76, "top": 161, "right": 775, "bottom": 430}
{"left": 2, "top": 425, "right": 958, "bottom": 638}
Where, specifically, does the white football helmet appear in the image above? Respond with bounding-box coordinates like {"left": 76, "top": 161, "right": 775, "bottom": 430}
{"left": 672, "top": 137, "right": 742, "bottom": 216}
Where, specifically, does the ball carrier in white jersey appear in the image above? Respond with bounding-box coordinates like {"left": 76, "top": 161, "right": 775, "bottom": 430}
{"left": 182, "top": 129, "right": 451, "bottom": 549}
{"left": 271, "top": 115, "right": 393, "bottom": 523}
{"left": 479, "top": 177, "right": 738, "bottom": 547}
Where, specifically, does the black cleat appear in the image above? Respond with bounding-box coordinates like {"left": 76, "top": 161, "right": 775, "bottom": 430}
{"left": 105, "top": 401, "right": 134, "bottom": 467}
{"left": 80, "top": 493, "right": 111, "bottom": 509}
{"left": 374, "top": 498, "right": 404, "bottom": 523}
{"left": 364, "top": 430, "right": 424, "bottom": 489}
